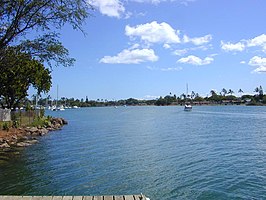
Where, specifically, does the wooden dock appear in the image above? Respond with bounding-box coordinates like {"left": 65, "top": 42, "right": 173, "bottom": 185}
{"left": 0, "top": 195, "right": 148, "bottom": 200}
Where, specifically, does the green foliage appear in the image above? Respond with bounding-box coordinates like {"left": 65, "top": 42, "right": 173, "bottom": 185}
{"left": 18, "top": 34, "right": 75, "bottom": 68}
{"left": 194, "top": 96, "right": 205, "bottom": 102}
{"left": 31, "top": 116, "right": 51, "bottom": 128}
{"left": 208, "top": 93, "right": 221, "bottom": 102}
{"left": 155, "top": 95, "right": 177, "bottom": 106}
{"left": 126, "top": 98, "right": 139, "bottom": 105}
{"left": 40, "top": 109, "right": 45, "bottom": 118}
{"left": 2, "top": 122, "right": 9, "bottom": 131}
{"left": 12, "top": 120, "right": 19, "bottom": 129}
{"left": 0, "top": 47, "right": 52, "bottom": 110}
{"left": 0, "top": 0, "right": 92, "bottom": 49}
{"left": 25, "top": 102, "right": 32, "bottom": 112}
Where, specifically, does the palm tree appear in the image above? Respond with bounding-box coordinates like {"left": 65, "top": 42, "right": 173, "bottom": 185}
{"left": 180, "top": 93, "right": 186, "bottom": 100}
{"left": 210, "top": 90, "right": 217, "bottom": 96}
{"left": 238, "top": 89, "right": 244, "bottom": 97}
{"left": 228, "top": 89, "right": 234, "bottom": 96}
{"left": 259, "top": 85, "right": 263, "bottom": 96}
{"left": 254, "top": 86, "right": 264, "bottom": 101}
{"left": 191, "top": 91, "right": 196, "bottom": 99}
{"left": 221, "top": 88, "right": 227, "bottom": 96}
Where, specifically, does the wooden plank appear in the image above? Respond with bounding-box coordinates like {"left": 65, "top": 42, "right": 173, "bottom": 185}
{"left": 72, "top": 196, "right": 83, "bottom": 200}
{"left": 113, "top": 196, "right": 123, "bottom": 200}
{"left": 62, "top": 196, "right": 73, "bottom": 200}
{"left": 0, "top": 197, "right": 15, "bottom": 200}
{"left": 82, "top": 197, "right": 92, "bottom": 200}
{"left": 31, "top": 197, "right": 44, "bottom": 200}
{"left": 124, "top": 196, "right": 134, "bottom": 200}
{"left": 103, "top": 196, "right": 113, "bottom": 200}
{"left": 83, "top": 197, "right": 92, "bottom": 200}
{"left": 0, "top": 196, "right": 22, "bottom": 200}
{"left": 22, "top": 196, "right": 32, "bottom": 200}
{"left": 134, "top": 195, "right": 145, "bottom": 200}
{"left": 52, "top": 197, "right": 63, "bottom": 200}
{"left": 0, "top": 195, "right": 145, "bottom": 200}
{"left": 40, "top": 197, "right": 52, "bottom": 200}
{"left": 93, "top": 196, "right": 103, "bottom": 200}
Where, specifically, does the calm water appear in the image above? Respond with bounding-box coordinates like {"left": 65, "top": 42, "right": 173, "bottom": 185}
{"left": 0, "top": 106, "right": 266, "bottom": 199}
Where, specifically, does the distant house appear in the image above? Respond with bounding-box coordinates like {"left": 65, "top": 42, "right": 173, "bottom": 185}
{"left": 0, "top": 108, "right": 11, "bottom": 121}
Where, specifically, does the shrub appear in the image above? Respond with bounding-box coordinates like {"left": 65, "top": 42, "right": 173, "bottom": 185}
{"left": 2, "top": 122, "right": 9, "bottom": 131}
{"left": 31, "top": 116, "right": 51, "bottom": 127}
{"left": 12, "top": 120, "right": 19, "bottom": 128}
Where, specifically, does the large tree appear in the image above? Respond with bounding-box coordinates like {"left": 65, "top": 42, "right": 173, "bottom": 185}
{"left": 0, "top": 0, "right": 93, "bottom": 66}
{"left": 0, "top": 47, "right": 51, "bottom": 110}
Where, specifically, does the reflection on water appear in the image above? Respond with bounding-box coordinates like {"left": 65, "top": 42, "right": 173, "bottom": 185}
{"left": 0, "top": 106, "right": 265, "bottom": 199}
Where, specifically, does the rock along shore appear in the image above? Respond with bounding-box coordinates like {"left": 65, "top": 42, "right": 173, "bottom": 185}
{"left": 0, "top": 117, "right": 68, "bottom": 150}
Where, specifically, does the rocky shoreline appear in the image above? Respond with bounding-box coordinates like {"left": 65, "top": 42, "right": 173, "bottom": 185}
{"left": 0, "top": 117, "right": 68, "bottom": 150}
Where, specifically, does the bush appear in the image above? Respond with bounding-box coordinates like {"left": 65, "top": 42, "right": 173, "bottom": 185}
{"left": 40, "top": 108, "right": 45, "bottom": 118}
{"left": 2, "top": 122, "right": 9, "bottom": 131}
{"left": 12, "top": 120, "right": 19, "bottom": 128}
{"left": 31, "top": 116, "right": 51, "bottom": 127}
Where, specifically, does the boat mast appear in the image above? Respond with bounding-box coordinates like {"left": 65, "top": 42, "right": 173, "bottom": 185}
{"left": 56, "top": 85, "right": 58, "bottom": 109}
{"left": 186, "top": 83, "right": 188, "bottom": 103}
{"left": 186, "top": 83, "right": 188, "bottom": 98}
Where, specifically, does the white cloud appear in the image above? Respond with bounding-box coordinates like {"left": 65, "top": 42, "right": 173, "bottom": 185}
{"left": 173, "top": 49, "right": 188, "bottom": 56}
{"left": 179, "top": 0, "right": 196, "bottom": 6}
{"left": 128, "top": 43, "right": 140, "bottom": 50}
{"left": 221, "top": 41, "right": 245, "bottom": 52}
{"left": 88, "top": 0, "right": 196, "bottom": 18}
{"left": 173, "top": 45, "right": 212, "bottom": 57}
{"left": 147, "top": 66, "right": 182, "bottom": 71}
{"left": 88, "top": 0, "right": 125, "bottom": 18}
{"left": 163, "top": 44, "right": 171, "bottom": 49}
{"left": 183, "top": 34, "right": 212, "bottom": 45}
{"left": 177, "top": 55, "right": 214, "bottom": 65}
{"left": 248, "top": 56, "right": 266, "bottom": 66}
{"left": 248, "top": 56, "right": 266, "bottom": 73}
{"left": 247, "top": 34, "right": 266, "bottom": 47}
{"left": 221, "top": 34, "right": 266, "bottom": 53}
{"left": 240, "top": 61, "right": 246, "bottom": 64}
{"left": 161, "top": 67, "right": 183, "bottom": 71}
{"left": 125, "top": 21, "right": 181, "bottom": 45}
{"left": 253, "top": 66, "right": 266, "bottom": 73}
{"left": 100, "top": 48, "right": 158, "bottom": 64}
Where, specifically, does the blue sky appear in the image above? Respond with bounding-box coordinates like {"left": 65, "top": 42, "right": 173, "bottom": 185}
{"left": 42, "top": 0, "right": 266, "bottom": 100}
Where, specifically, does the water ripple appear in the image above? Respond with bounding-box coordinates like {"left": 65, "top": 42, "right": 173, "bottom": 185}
{"left": 0, "top": 106, "right": 266, "bottom": 199}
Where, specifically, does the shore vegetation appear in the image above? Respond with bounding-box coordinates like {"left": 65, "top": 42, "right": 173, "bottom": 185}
{"left": 13, "top": 86, "right": 266, "bottom": 109}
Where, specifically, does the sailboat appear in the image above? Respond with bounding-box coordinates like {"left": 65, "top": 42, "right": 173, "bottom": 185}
{"left": 52, "top": 85, "right": 63, "bottom": 111}
{"left": 184, "top": 84, "right": 192, "bottom": 111}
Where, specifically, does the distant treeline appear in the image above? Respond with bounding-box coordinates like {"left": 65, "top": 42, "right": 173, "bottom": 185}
{"left": 22, "top": 86, "right": 266, "bottom": 108}
{"left": 5, "top": 86, "right": 266, "bottom": 109}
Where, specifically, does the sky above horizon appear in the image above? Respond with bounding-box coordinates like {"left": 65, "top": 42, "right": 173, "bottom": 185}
{"left": 40, "top": 0, "right": 266, "bottom": 100}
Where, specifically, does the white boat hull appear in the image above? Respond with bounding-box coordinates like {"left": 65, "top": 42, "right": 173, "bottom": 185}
{"left": 184, "top": 104, "right": 192, "bottom": 111}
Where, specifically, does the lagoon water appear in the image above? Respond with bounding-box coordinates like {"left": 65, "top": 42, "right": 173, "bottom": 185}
{"left": 0, "top": 106, "right": 266, "bottom": 199}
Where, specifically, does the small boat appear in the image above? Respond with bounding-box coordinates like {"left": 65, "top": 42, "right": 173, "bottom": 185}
{"left": 184, "top": 84, "right": 192, "bottom": 111}
{"left": 52, "top": 105, "right": 58, "bottom": 111}
{"left": 184, "top": 104, "right": 192, "bottom": 111}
